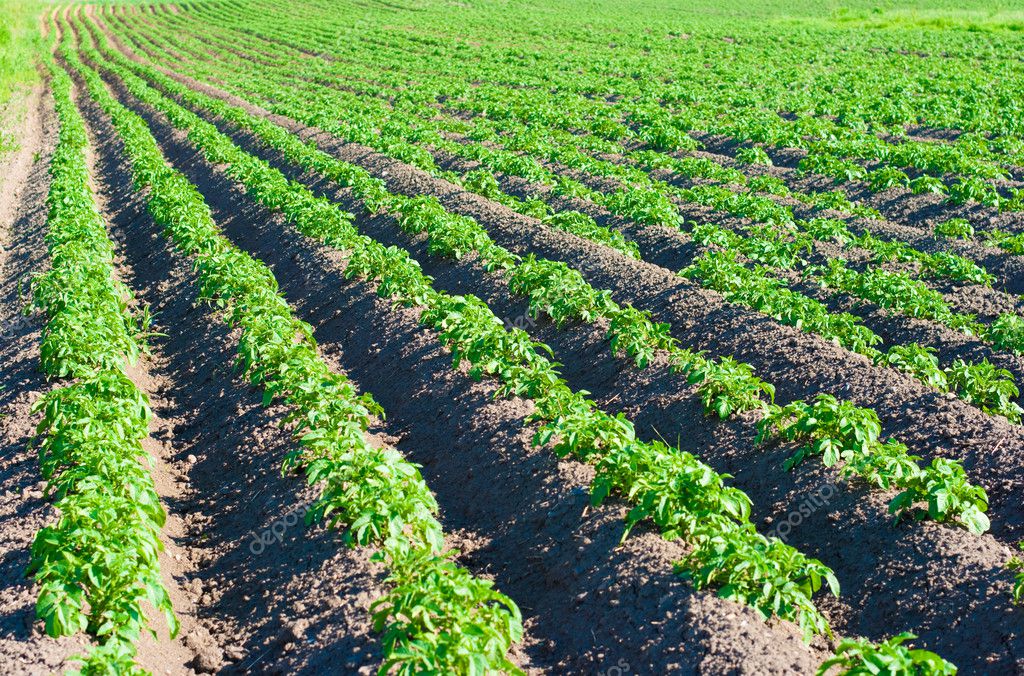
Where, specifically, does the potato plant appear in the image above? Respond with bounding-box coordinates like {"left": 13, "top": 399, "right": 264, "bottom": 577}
{"left": 817, "top": 633, "right": 957, "bottom": 676}
{"left": 757, "top": 395, "right": 990, "bottom": 534}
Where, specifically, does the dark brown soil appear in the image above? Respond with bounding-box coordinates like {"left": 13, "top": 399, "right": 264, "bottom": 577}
{"left": 85, "top": 41, "right": 853, "bottom": 674}
{"left": 93, "top": 28, "right": 1024, "bottom": 674}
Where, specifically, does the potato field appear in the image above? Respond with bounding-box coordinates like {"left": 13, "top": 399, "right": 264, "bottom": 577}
{"left": 0, "top": 0, "right": 1022, "bottom": 674}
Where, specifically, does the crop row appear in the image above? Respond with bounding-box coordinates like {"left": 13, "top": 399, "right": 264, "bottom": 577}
{"left": 161, "top": 0, "right": 1024, "bottom": 214}
{"left": 94, "top": 12, "right": 997, "bottom": 536}
{"left": 106, "top": 12, "right": 1024, "bottom": 425}
{"left": 27, "top": 25, "right": 173, "bottom": 674}
{"left": 685, "top": 251, "right": 1022, "bottom": 423}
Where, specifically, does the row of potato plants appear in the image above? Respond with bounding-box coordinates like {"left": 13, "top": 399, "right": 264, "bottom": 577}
{"left": 96, "top": 6, "right": 980, "bottom": 670}
{"left": 79, "top": 19, "right": 849, "bottom": 640}
{"left": 167, "top": 0, "right": 1024, "bottom": 216}
{"left": 61, "top": 27, "right": 525, "bottom": 675}
{"left": 96, "top": 17, "right": 997, "bottom": 535}
{"left": 26, "top": 28, "right": 178, "bottom": 674}
{"left": 107, "top": 16, "right": 1024, "bottom": 426}
{"left": 683, "top": 250, "right": 1023, "bottom": 423}
{"left": 128, "top": 8, "right": 1023, "bottom": 283}
{"left": 123, "top": 14, "right": 1024, "bottom": 353}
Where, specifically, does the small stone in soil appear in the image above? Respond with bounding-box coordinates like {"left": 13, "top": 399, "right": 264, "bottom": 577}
{"left": 192, "top": 646, "right": 223, "bottom": 674}
{"left": 224, "top": 645, "right": 246, "bottom": 661}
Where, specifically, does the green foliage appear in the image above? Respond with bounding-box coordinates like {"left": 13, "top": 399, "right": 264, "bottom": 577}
{"left": 867, "top": 165, "right": 910, "bottom": 191}
{"left": 510, "top": 255, "right": 617, "bottom": 326}
{"left": 817, "top": 633, "right": 957, "bottom": 676}
{"left": 803, "top": 217, "right": 856, "bottom": 245}
{"left": 541, "top": 210, "right": 641, "bottom": 259}
{"left": 638, "top": 121, "right": 698, "bottom": 151}
{"left": 0, "top": 0, "right": 40, "bottom": 110}
{"left": 909, "top": 175, "right": 948, "bottom": 195}
{"left": 945, "top": 359, "right": 1023, "bottom": 423}
{"left": 985, "top": 229, "right": 1024, "bottom": 256}
{"left": 934, "top": 218, "right": 974, "bottom": 240}
{"left": 689, "top": 356, "right": 775, "bottom": 418}
{"left": 372, "top": 548, "right": 524, "bottom": 675}
{"left": 604, "top": 305, "right": 675, "bottom": 368}
{"left": 682, "top": 250, "right": 882, "bottom": 357}
{"left": 817, "top": 260, "right": 980, "bottom": 333}
{"left": 601, "top": 186, "right": 682, "bottom": 228}
{"left": 736, "top": 146, "right": 773, "bottom": 166}
{"left": 949, "top": 176, "right": 1001, "bottom": 207}
{"left": 1008, "top": 542, "right": 1024, "bottom": 605}
{"left": 875, "top": 344, "right": 947, "bottom": 390}
{"left": 984, "top": 313, "right": 1024, "bottom": 354}
{"left": 920, "top": 252, "right": 994, "bottom": 286}
{"left": 757, "top": 395, "right": 989, "bottom": 533}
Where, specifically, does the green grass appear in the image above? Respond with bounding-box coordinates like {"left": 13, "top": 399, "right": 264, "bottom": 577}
{"left": 0, "top": 0, "right": 42, "bottom": 156}
{"left": 832, "top": 7, "right": 1024, "bottom": 32}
